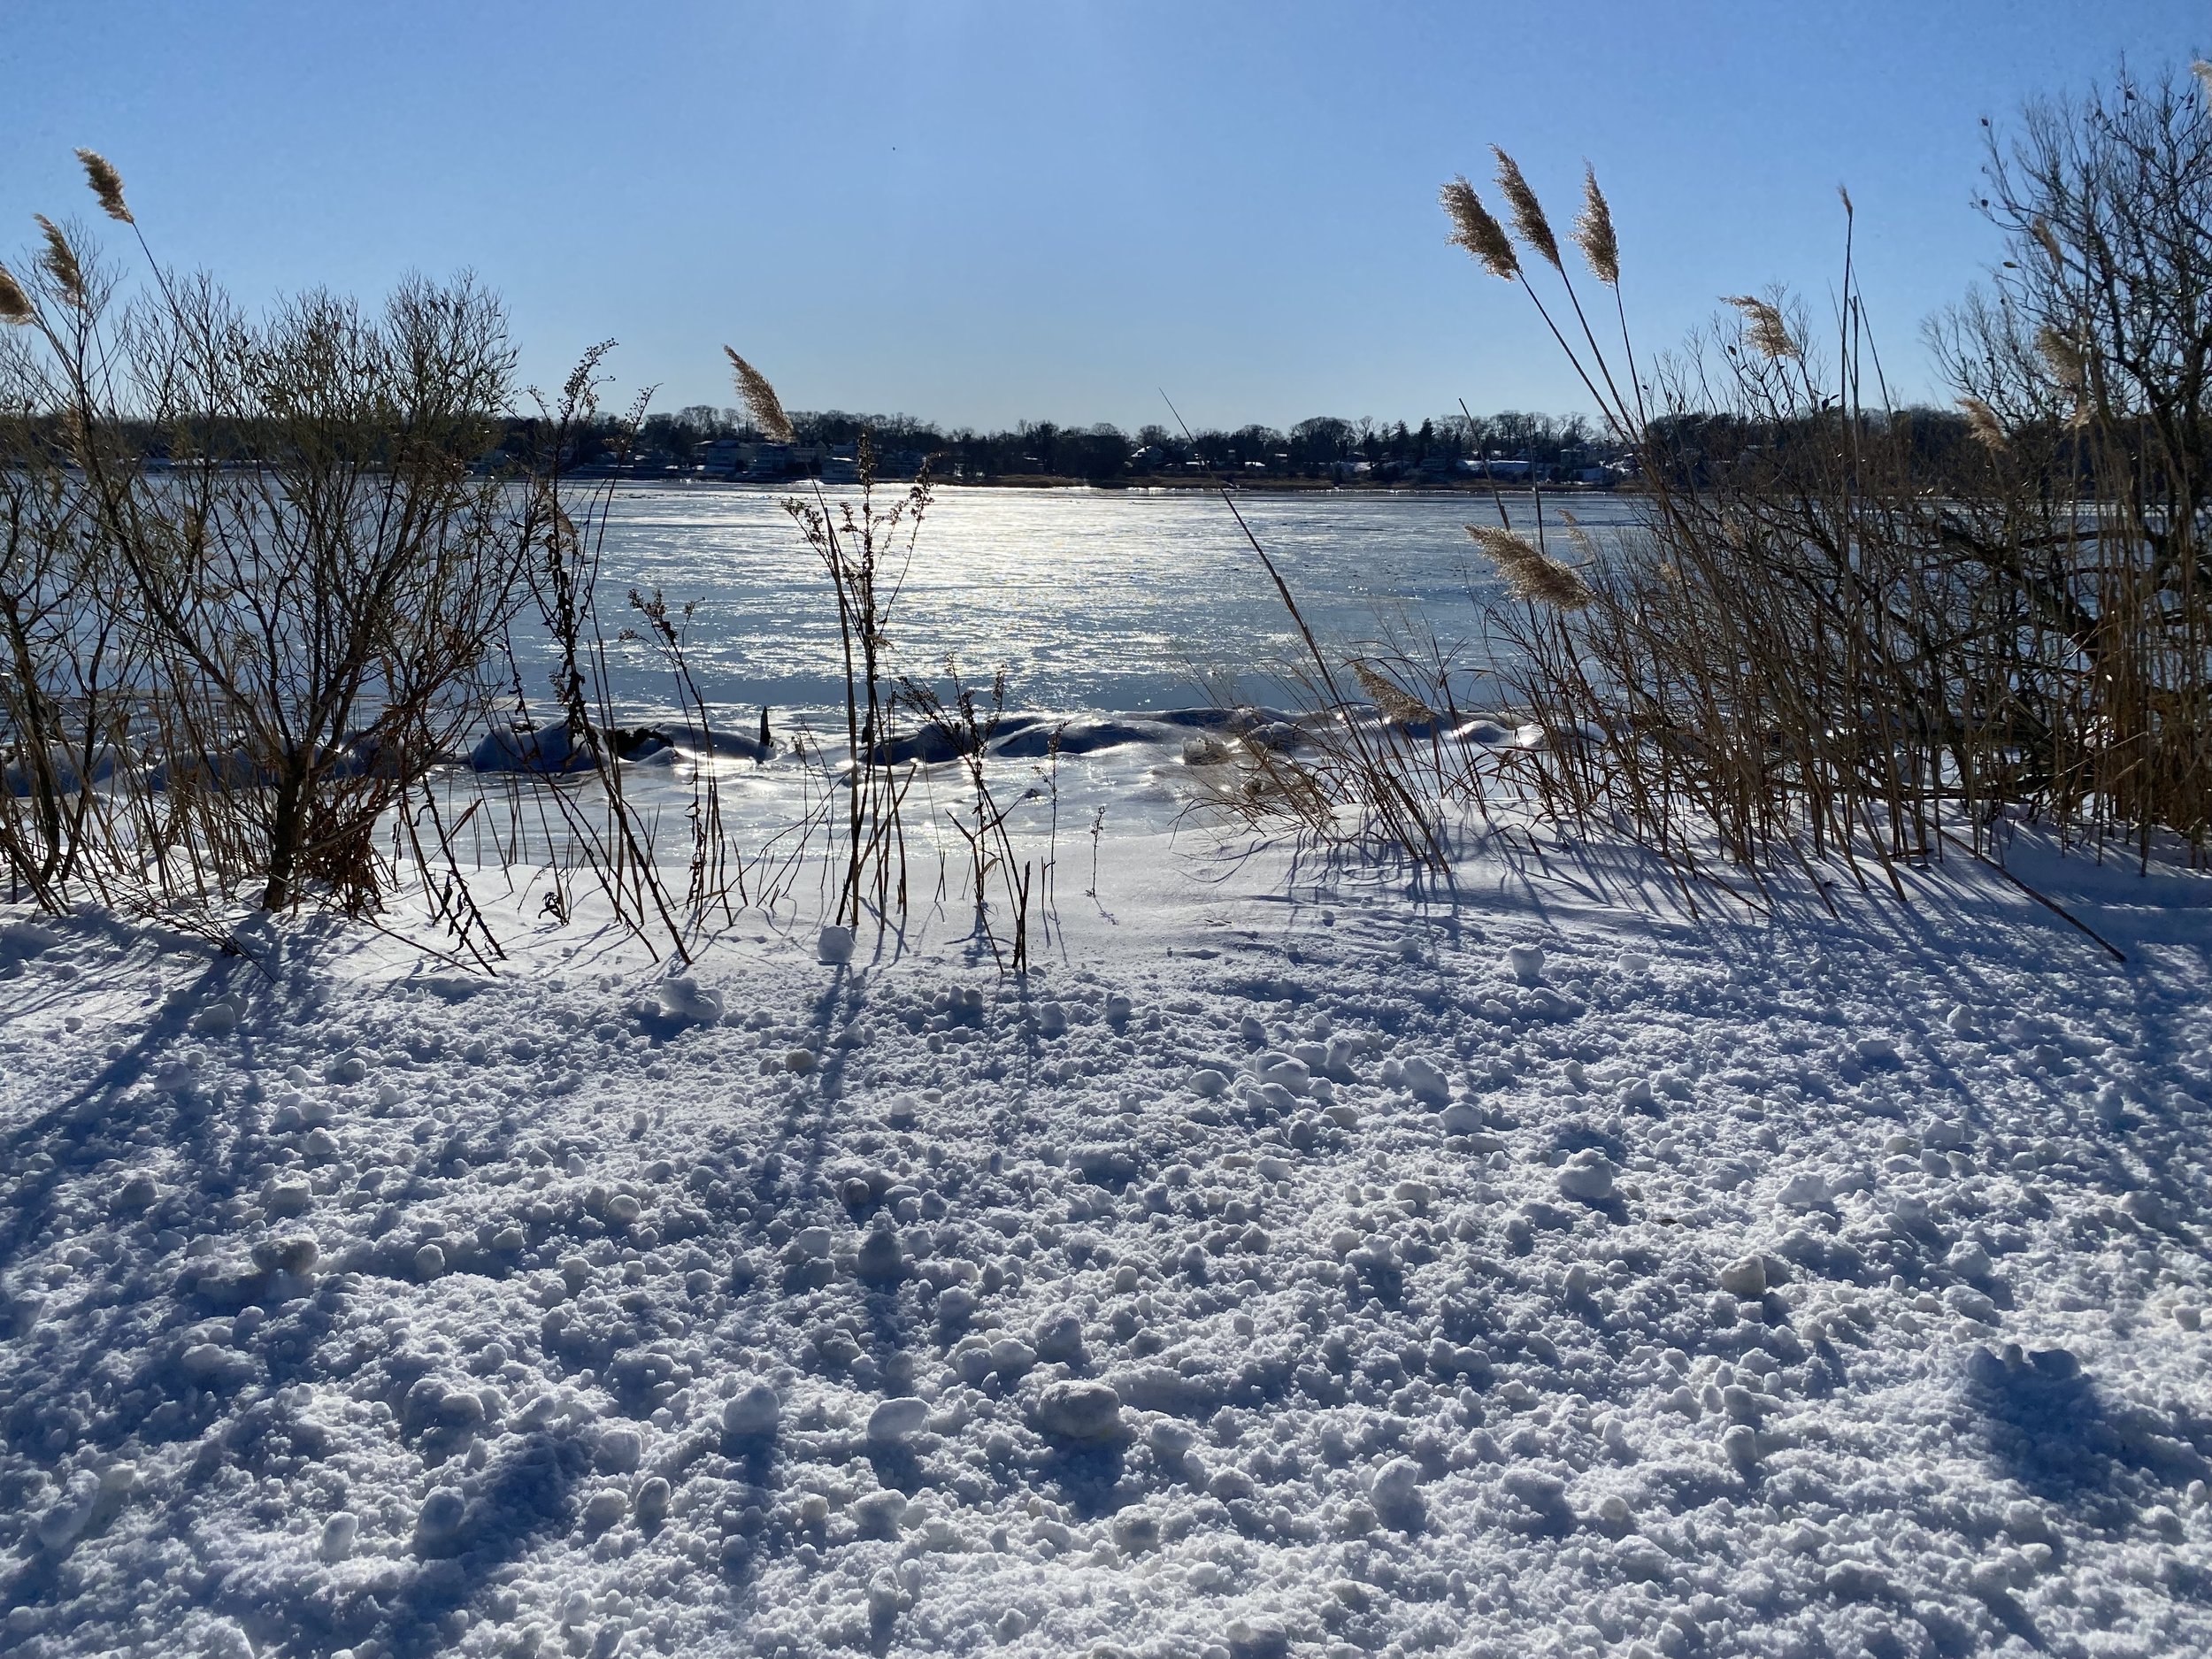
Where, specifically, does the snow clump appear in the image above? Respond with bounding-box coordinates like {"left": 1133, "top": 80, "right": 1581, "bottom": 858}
{"left": 656, "top": 974, "right": 724, "bottom": 1025}
{"left": 1555, "top": 1148, "right": 1617, "bottom": 1201}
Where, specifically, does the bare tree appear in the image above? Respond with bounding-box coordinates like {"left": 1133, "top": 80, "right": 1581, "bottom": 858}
{"left": 1931, "top": 62, "right": 2212, "bottom": 850}
{"left": 4, "top": 173, "right": 534, "bottom": 914}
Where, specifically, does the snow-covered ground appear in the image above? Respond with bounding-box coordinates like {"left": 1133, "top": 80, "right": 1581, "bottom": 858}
{"left": 4, "top": 765, "right": 2210, "bottom": 1659}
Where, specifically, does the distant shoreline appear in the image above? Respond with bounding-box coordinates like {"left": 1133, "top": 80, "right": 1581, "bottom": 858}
{"left": 629, "top": 473, "right": 1634, "bottom": 496}
{"left": 943, "top": 473, "right": 1629, "bottom": 494}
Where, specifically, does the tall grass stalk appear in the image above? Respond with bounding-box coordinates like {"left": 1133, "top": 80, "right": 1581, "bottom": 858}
{"left": 1439, "top": 65, "right": 2212, "bottom": 895}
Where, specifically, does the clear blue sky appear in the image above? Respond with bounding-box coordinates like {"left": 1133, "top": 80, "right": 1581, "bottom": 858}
{"left": 3, "top": 2, "right": 2202, "bottom": 432}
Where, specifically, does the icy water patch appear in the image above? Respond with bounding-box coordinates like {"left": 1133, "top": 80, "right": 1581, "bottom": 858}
{"left": 524, "top": 485, "right": 1647, "bottom": 719}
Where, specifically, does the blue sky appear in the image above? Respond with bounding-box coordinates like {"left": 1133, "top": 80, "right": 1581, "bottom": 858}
{"left": 3, "top": 2, "right": 2202, "bottom": 431}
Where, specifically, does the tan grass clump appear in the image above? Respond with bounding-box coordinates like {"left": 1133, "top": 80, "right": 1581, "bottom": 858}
{"left": 723, "top": 346, "right": 795, "bottom": 443}
{"left": 74, "top": 150, "right": 132, "bottom": 223}
{"left": 1556, "top": 508, "right": 1601, "bottom": 562}
{"left": 2034, "top": 325, "right": 2085, "bottom": 389}
{"left": 1957, "top": 396, "right": 2008, "bottom": 449}
{"left": 1723, "top": 295, "right": 1798, "bottom": 360}
{"left": 1491, "top": 148, "right": 1562, "bottom": 270}
{"left": 2031, "top": 217, "right": 2065, "bottom": 269}
{"left": 1352, "top": 660, "right": 1435, "bottom": 725}
{"left": 0, "top": 265, "right": 31, "bottom": 324}
{"left": 1465, "top": 523, "right": 1593, "bottom": 609}
{"left": 33, "top": 217, "right": 83, "bottom": 305}
{"left": 1571, "top": 165, "right": 1618, "bottom": 286}
{"left": 1440, "top": 177, "right": 1518, "bottom": 279}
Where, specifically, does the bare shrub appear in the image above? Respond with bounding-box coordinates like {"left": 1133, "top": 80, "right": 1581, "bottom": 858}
{"left": 0, "top": 157, "right": 571, "bottom": 942}
{"left": 493, "top": 349, "right": 702, "bottom": 956}
{"left": 778, "top": 427, "right": 928, "bottom": 934}
{"left": 900, "top": 659, "right": 1034, "bottom": 972}
{"left": 0, "top": 337, "right": 142, "bottom": 908}
{"left": 140, "top": 275, "right": 525, "bottom": 910}
{"left": 1932, "top": 63, "right": 2212, "bottom": 857}
{"left": 1428, "top": 62, "right": 2212, "bottom": 894}
{"left": 1162, "top": 399, "right": 1455, "bottom": 868}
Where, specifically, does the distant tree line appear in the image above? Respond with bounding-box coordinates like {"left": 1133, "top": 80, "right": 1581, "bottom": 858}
{"left": 518, "top": 402, "right": 2023, "bottom": 488}
{"left": 483, "top": 404, "right": 1632, "bottom": 482}
{"left": 46, "top": 398, "right": 2011, "bottom": 490}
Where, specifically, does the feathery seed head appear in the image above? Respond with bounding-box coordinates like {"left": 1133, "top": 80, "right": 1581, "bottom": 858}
{"left": 2193, "top": 60, "right": 2212, "bottom": 103}
{"left": 1440, "top": 176, "right": 1518, "bottom": 279}
{"left": 1352, "top": 661, "right": 1435, "bottom": 726}
{"left": 0, "top": 264, "right": 31, "bottom": 325}
{"left": 1571, "top": 165, "right": 1618, "bottom": 286}
{"left": 75, "top": 150, "right": 132, "bottom": 224}
{"left": 1723, "top": 296, "right": 1798, "bottom": 360}
{"left": 33, "top": 217, "right": 83, "bottom": 305}
{"left": 724, "top": 346, "right": 795, "bottom": 443}
{"left": 1556, "top": 508, "right": 1601, "bottom": 562}
{"left": 1491, "top": 148, "right": 1562, "bottom": 271}
{"left": 1465, "top": 523, "right": 1593, "bottom": 610}
{"left": 2034, "top": 325, "right": 2085, "bottom": 390}
{"left": 2030, "top": 217, "right": 2064, "bottom": 270}
{"left": 1957, "top": 396, "right": 2008, "bottom": 450}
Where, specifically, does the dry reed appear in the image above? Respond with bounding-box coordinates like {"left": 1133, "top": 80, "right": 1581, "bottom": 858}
{"left": 1957, "top": 396, "right": 2008, "bottom": 449}
{"left": 1572, "top": 165, "right": 1619, "bottom": 287}
{"left": 32, "top": 218, "right": 84, "bottom": 305}
{"left": 1492, "top": 148, "right": 1563, "bottom": 271}
{"left": 1425, "top": 58, "right": 2212, "bottom": 902}
{"left": 725, "top": 346, "right": 795, "bottom": 443}
{"left": 1722, "top": 295, "right": 1799, "bottom": 360}
{"left": 74, "top": 150, "right": 132, "bottom": 223}
{"left": 1440, "top": 177, "right": 1519, "bottom": 279}
{"left": 1464, "top": 524, "right": 1594, "bottom": 610}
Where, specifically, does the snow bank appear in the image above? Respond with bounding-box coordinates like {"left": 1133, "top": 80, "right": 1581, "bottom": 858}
{"left": 1, "top": 818, "right": 2208, "bottom": 1658}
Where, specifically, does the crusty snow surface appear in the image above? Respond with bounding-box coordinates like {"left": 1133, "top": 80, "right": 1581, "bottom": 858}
{"left": 3, "top": 822, "right": 2211, "bottom": 1659}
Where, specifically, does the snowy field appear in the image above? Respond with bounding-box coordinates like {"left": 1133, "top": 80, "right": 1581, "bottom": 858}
{"left": 3, "top": 770, "right": 2210, "bottom": 1659}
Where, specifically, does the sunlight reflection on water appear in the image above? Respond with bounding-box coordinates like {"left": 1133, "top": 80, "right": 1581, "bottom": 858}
{"left": 568, "top": 484, "right": 1645, "bottom": 721}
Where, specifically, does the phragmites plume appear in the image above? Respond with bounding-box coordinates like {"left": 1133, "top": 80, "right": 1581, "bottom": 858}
{"left": 1723, "top": 295, "right": 1799, "bottom": 360}
{"left": 2193, "top": 60, "right": 2212, "bottom": 103}
{"left": 0, "top": 264, "right": 31, "bottom": 325}
{"left": 34, "top": 216, "right": 84, "bottom": 305}
{"left": 1440, "top": 176, "right": 1518, "bottom": 279}
{"left": 1351, "top": 660, "right": 1436, "bottom": 726}
{"left": 2034, "top": 324, "right": 2085, "bottom": 391}
{"left": 2030, "top": 217, "right": 2065, "bottom": 270}
{"left": 1464, "top": 523, "right": 1593, "bottom": 610}
{"left": 1556, "top": 507, "right": 1601, "bottom": 563}
{"left": 75, "top": 149, "right": 132, "bottom": 223}
{"left": 1490, "top": 148, "right": 1561, "bottom": 271}
{"left": 1571, "top": 165, "right": 1618, "bottom": 286}
{"left": 723, "top": 346, "right": 795, "bottom": 443}
{"left": 1957, "top": 396, "right": 2008, "bottom": 450}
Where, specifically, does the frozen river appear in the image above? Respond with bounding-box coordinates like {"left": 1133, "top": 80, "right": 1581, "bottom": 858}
{"left": 561, "top": 484, "right": 1645, "bottom": 722}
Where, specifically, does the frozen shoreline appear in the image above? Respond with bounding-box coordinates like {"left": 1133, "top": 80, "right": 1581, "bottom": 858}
{"left": 2, "top": 810, "right": 2209, "bottom": 1659}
